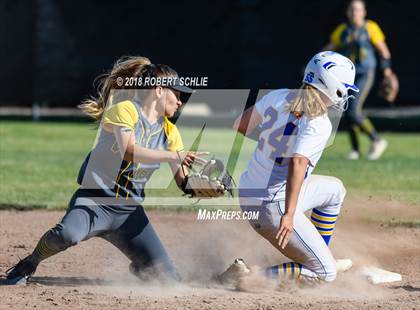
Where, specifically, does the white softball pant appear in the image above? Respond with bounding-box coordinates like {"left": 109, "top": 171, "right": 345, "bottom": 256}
{"left": 240, "top": 175, "right": 346, "bottom": 282}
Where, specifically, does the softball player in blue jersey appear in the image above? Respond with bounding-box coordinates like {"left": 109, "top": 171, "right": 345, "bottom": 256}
{"left": 6, "top": 56, "right": 206, "bottom": 285}
{"left": 226, "top": 52, "right": 358, "bottom": 284}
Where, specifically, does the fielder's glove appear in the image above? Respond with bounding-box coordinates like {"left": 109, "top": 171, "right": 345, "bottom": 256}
{"left": 182, "top": 159, "right": 234, "bottom": 198}
{"left": 378, "top": 72, "right": 399, "bottom": 103}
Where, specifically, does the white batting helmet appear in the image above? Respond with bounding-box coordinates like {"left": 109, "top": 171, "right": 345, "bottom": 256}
{"left": 303, "top": 51, "right": 359, "bottom": 110}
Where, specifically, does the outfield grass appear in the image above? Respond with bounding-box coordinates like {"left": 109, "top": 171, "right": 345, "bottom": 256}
{"left": 0, "top": 121, "right": 419, "bottom": 209}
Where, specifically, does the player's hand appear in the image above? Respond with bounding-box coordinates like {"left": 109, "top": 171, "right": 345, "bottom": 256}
{"left": 276, "top": 213, "right": 294, "bottom": 249}
{"left": 177, "top": 151, "right": 209, "bottom": 167}
{"left": 383, "top": 68, "right": 392, "bottom": 77}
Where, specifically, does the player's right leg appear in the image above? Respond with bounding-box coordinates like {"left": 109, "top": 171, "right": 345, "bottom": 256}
{"left": 103, "top": 206, "right": 180, "bottom": 283}
{"left": 6, "top": 190, "right": 113, "bottom": 284}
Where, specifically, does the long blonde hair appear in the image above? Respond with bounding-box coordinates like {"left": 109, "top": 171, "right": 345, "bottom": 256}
{"left": 285, "top": 84, "right": 328, "bottom": 118}
{"left": 79, "top": 56, "right": 178, "bottom": 121}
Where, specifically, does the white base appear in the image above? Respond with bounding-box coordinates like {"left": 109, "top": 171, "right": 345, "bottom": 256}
{"left": 336, "top": 258, "right": 353, "bottom": 272}
{"left": 360, "top": 266, "right": 402, "bottom": 284}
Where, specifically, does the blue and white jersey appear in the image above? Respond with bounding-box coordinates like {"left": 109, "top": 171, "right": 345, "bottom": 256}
{"left": 239, "top": 89, "right": 332, "bottom": 202}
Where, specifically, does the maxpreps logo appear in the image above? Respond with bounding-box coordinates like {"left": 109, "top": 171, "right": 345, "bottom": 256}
{"left": 197, "top": 209, "right": 259, "bottom": 221}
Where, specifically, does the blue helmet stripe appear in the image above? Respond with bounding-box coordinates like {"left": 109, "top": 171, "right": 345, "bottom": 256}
{"left": 343, "top": 82, "right": 359, "bottom": 92}
{"left": 323, "top": 61, "right": 337, "bottom": 70}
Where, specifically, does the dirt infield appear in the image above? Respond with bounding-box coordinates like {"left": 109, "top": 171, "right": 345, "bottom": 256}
{"left": 0, "top": 199, "right": 419, "bottom": 310}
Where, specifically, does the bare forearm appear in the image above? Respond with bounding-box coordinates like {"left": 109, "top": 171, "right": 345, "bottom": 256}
{"left": 233, "top": 107, "right": 262, "bottom": 137}
{"left": 285, "top": 158, "right": 308, "bottom": 216}
{"left": 376, "top": 42, "right": 391, "bottom": 59}
{"left": 170, "top": 162, "right": 189, "bottom": 189}
{"left": 375, "top": 41, "right": 392, "bottom": 75}
{"left": 124, "top": 145, "right": 177, "bottom": 164}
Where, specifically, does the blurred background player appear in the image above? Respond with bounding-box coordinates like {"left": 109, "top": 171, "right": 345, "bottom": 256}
{"left": 323, "top": 0, "right": 395, "bottom": 160}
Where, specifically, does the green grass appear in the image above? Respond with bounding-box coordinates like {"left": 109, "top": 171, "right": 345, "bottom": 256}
{"left": 0, "top": 121, "right": 419, "bottom": 209}
{"left": 317, "top": 133, "right": 420, "bottom": 205}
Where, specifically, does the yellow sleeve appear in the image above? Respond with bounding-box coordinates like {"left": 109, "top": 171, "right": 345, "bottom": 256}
{"left": 366, "top": 20, "right": 385, "bottom": 47}
{"left": 102, "top": 100, "right": 139, "bottom": 130}
{"left": 164, "top": 117, "right": 184, "bottom": 152}
{"left": 330, "top": 23, "right": 346, "bottom": 48}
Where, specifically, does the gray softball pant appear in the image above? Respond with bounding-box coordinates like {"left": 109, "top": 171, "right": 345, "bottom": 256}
{"left": 33, "top": 189, "right": 179, "bottom": 281}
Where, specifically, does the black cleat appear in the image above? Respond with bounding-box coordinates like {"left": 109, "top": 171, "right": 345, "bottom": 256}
{"left": 5, "top": 255, "right": 38, "bottom": 285}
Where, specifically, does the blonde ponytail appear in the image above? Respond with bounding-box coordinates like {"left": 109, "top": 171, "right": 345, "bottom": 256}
{"left": 285, "top": 84, "right": 328, "bottom": 118}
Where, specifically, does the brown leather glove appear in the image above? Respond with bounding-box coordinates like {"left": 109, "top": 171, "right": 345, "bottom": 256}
{"left": 184, "top": 159, "right": 234, "bottom": 198}
{"left": 378, "top": 72, "right": 399, "bottom": 103}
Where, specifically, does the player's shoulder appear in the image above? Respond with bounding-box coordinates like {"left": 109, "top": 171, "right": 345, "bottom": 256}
{"left": 264, "top": 88, "right": 290, "bottom": 99}
{"left": 255, "top": 88, "right": 290, "bottom": 116}
{"left": 366, "top": 19, "right": 381, "bottom": 28}
{"left": 163, "top": 117, "right": 180, "bottom": 135}
{"left": 163, "top": 117, "right": 183, "bottom": 151}
{"left": 260, "top": 88, "right": 290, "bottom": 107}
{"left": 301, "top": 113, "right": 332, "bottom": 134}
{"left": 164, "top": 116, "right": 175, "bottom": 128}
{"left": 106, "top": 100, "right": 138, "bottom": 115}
{"left": 335, "top": 22, "right": 347, "bottom": 31}
{"left": 108, "top": 99, "right": 136, "bottom": 109}
{"left": 365, "top": 19, "right": 385, "bottom": 45}
{"left": 331, "top": 22, "right": 347, "bottom": 35}
{"left": 101, "top": 100, "right": 140, "bottom": 130}
{"left": 365, "top": 19, "right": 385, "bottom": 34}
{"left": 103, "top": 100, "right": 139, "bottom": 121}
{"left": 330, "top": 23, "right": 348, "bottom": 46}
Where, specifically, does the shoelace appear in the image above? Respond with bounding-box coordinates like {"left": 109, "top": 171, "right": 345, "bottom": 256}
{"left": 5, "top": 256, "right": 24, "bottom": 274}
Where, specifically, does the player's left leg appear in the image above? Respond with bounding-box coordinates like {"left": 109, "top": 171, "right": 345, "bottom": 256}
{"left": 103, "top": 206, "right": 180, "bottom": 282}
{"left": 353, "top": 70, "right": 388, "bottom": 159}
{"left": 345, "top": 70, "right": 387, "bottom": 159}
{"left": 5, "top": 192, "right": 115, "bottom": 284}
{"left": 344, "top": 96, "right": 362, "bottom": 158}
{"left": 353, "top": 71, "right": 376, "bottom": 139}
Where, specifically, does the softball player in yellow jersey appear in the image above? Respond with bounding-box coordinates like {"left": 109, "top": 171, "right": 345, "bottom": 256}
{"left": 6, "top": 56, "right": 206, "bottom": 285}
{"left": 324, "top": 0, "right": 395, "bottom": 160}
